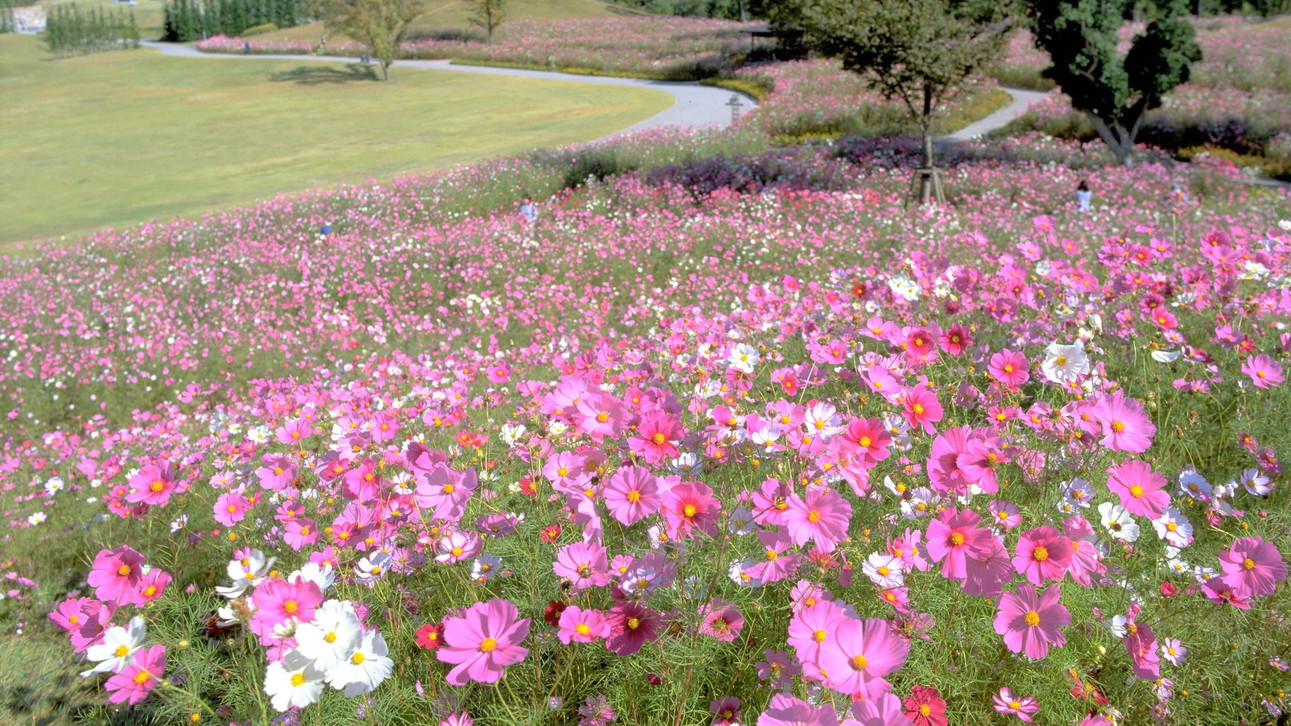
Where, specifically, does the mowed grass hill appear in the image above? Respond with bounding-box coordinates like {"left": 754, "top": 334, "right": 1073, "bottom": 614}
{"left": 0, "top": 32, "right": 671, "bottom": 247}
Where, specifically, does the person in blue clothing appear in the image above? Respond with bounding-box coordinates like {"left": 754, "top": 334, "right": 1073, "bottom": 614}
{"left": 518, "top": 197, "right": 538, "bottom": 226}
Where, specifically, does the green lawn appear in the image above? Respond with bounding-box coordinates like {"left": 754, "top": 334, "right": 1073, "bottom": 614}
{"left": 0, "top": 33, "right": 671, "bottom": 245}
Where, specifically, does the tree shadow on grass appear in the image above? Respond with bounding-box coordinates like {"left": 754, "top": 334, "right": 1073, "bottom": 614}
{"left": 269, "top": 64, "right": 379, "bottom": 85}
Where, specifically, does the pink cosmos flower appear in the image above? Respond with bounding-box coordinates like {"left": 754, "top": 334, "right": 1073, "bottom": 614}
{"left": 284, "top": 518, "right": 320, "bottom": 551}
{"left": 413, "top": 464, "right": 477, "bottom": 522}
{"left": 86, "top": 546, "right": 147, "bottom": 607}
{"left": 603, "top": 465, "right": 661, "bottom": 526}
{"left": 136, "top": 568, "right": 171, "bottom": 604}
{"left": 817, "top": 616, "right": 910, "bottom": 696}
{"left": 104, "top": 644, "right": 166, "bottom": 705}
{"left": 552, "top": 541, "right": 610, "bottom": 591}
{"left": 743, "top": 528, "right": 803, "bottom": 585}
{"left": 925, "top": 508, "right": 992, "bottom": 580}
{"left": 901, "top": 383, "right": 943, "bottom": 435}
{"left": 1012, "top": 527, "right": 1073, "bottom": 585}
{"left": 257, "top": 455, "right": 297, "bottom": 492}
{"left": 787, "top": 600, "right": 845, "bottom": 668}
{"left": 710, "top": 696, "right": 742, "bottom": 726}
{"left": 962, "top": 537, "right": 1013, "bottom": 598}
{"left": 785, "top": 486, "right": 852, "bottom": 553}
{"left": 438, "top": 599, "right": 530, "bottom": 685}
{"left": 214, "top": 492, "right": 250, "bottom": 527}
{"left": 941, "top": 324, "right": 973, "bottom": 356}
{"left": 661, "top": 480, "right": 721, "bottom": 541}
{"left": 755, "top": 649, "right": 801, "bottom": 689}
{"left": 249, "top": 578, "right": 323, "bottom": 639}
{"left": 1218, "top": 537, "right": 1287, "bottom": 599}
{"left": 987, "top": 349, "right": 1030, "bottom": 388}
{"left": 1089, "top": 393, "right": 1156, "bottom": 453}
{"left": 629, "top": 410, "right": 683, "bottom": 465}
{"left": 557, "top": 606, "right": 610, "bottom": 644}
{"left": 50, "top": 597, "right": 114, "bottom": 652}
{"left": 1124, "top": 621, "right": 1161, "bottom": 680}
{"left": 842, "top": 417, "right": 892, "bottom": 467}
{"left": 605, "top": 601, "right": 661, "bottom": 656}
{"left": 698, "top": 599, "right": 744, "bottom": 642}
{"left": 1242, "top": 354, "right": 1284, "bottom": 389}
{"left": 758, "top": 692, "right": 840, "bottom": 726}
{"left": 992, "top": 688, "right": 1039, "bottom": 722}
{"left": 993, "top": 584, "right": 1069, "bottom": 659}
{"left": 126, "top": 460, "right": 180, "bottom": 507}
{"left": 1106, "top": 460, "right": 1170, "bottom": 519}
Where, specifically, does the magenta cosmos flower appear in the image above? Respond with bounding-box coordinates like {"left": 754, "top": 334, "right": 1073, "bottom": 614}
{"left": 1012, "top": 527, "right": 1073, "bottom": 585}
{"left": 104, "top": 644, "right": 166, "bottom": 705}
{"left": 901, "top": 383, "right": 944, "bottom": 435}
{"left": 605, "top": 601, "right": 662, "bottom": 656}
{"left": 992, "top": 687, "right": 1040, "bottom": 722}
{"left": 1241, "top": 354, "right": 1284, "bottom": 389}
{"left": 757, "top": 693, "right": 839, "bottom": 726}
{"left": 784, "top": 486, "right": 852, "bottom": 553}
{"left": 557, "top": 606, "right": 610, "bottom": 644}
{"left": 993, "top": 584, "right": 1070, "bottom": 659}
{"left": 86, "top": 546, "right": 147, "bottom": 607}
{"left": 698, "top": 599, "right": 744, "bottom": 642}
{"left": 817, "top": 617, "right": 910, "bottom": 696}
{"left": 249, "top": 578, "right": 323, "bottom": 639}
{"left": 1105, "top": 460, "right": 1170, "bottom": 519}
{"left": 661, "top": 480, "right": 721, "bottom": 541}
{"left": 987, "top": 349, "right": 1030, "bottom": 388}
{"left": 552, "top": 541, "right": 610, "bottom": 591}
{"left": 1089, "top": 392, "right": 1156, "bottom": 453}
{"left": 629, "top": 410, "right": 684, "bottom": 465}
{"left": 126, "top": 459, "right": 181, "bottom": 507}
{"left": 842, "top": 417, "right": 892, "bottom": 467}
{"left": 925, "top": 508, "right": 993, "bottom": 580}
{"left": 438, "top": 599, "right": 530, "bottom": 685}
{"left": 1219, "top": 537, "right": 1287, "bottom": 599}
{"left": 603, "top": 465, "right": 661, "bottom": 526}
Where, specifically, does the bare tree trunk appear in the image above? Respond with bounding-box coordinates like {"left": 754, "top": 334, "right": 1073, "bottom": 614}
{"left": 919, "top": 83, "right": 935, "bottom": 204}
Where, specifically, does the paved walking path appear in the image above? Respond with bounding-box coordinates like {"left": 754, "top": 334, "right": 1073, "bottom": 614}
{"left": 141, "top": 41, "right": 1053, "bottom": 141}
{"left": 944, "top": 87, "right": 1052, "bottom": 142}
{"left": 140, "top": 41, "right": 756, "bottom": 136}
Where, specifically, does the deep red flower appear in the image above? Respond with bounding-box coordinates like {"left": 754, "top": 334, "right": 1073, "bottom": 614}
{"left": 903, "top": 684, "right": 948, "bottom": 726}
{"left": 543, "top": 600, "right": 568, "bottom": 628}
{"left": 415, "top": 622, "right": 443, "bottom": 650}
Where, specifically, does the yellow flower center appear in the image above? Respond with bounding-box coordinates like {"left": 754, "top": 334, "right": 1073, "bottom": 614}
{"left": 480, "top": 638, "right": 497, "bottom": 653}
{"left": 134, "top": 670, "right": 151, "bottom": 685}
{"left": 1129, "top": 484, "right": 1144, "bottom": 498}
{"left": 850, "top": 654, "right": 868, "bottom": 670}
{"left": 290, "top": 672, "right": 305, "bottom": 687}
{"left": 443, "top": 483, "right": 455, "bottom": 494}
{"left": 284, "top": 601, "right": 297, "bottom": 614}
{"left": 1024, "top": 611, "right": 1040, "bottom": 627}
{"left": 351, "top": 652, "right": 365, "bottom": 665}
{"left": 877, "top": 566, "right": 890, "bottom": 576}
{"left": 807, "top": 511, "right": 820, "bottom": 523}
{"left": 652, "top": 433, "right": 666, "bottom": 446}
{"left": 1055, "top": 356, "right": 1067, "bottom": 366}
{"left": 575, "top": 623, "right": 590, "bottom": 636}
{"left": 1033, "top": 546, "right": 1049, "bottom": 562}
{"left": 683, "top": 504, "right": 697, "bottom": 518}
{"left": 812, "top": 629, "right": 826, "bottom": 643}
{"left": 766, "top": 549, "right": 779, "bottom": 561}
{"left": 949, "top": 533, "right": 965, "bottom": 546}
{"left": 1110, "top": 420, "right": 1125, "bottom": 433}
{"left": 325, "top": 632, "right": 337, "bottom": 643}
{"left": 859, "top": 436, "right": 872, "bottom": 447}
{"left": 117, "top": 565, "right": 131, "bottom": 577}
{"left": 919, "top": 705, "right": 931, "bottom": 717}
{"left": 913, "top": 403, "right": 925, "bottom": 415}
{"left": 627, "top": 490, "right": 641, "bottom": 503}
{"left": 149, "top": 480, "right": 164, "bottom": 493}
{"left": 627, "top": 618, "right": 641, "bottom": 630}
{"left": 1243, "top": 557, "right": 1256, "bottom": 570}
{"left": 115, "top": 645, "right": 130, "bottom": 657}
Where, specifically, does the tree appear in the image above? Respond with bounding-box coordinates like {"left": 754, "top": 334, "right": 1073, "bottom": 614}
{"left": 316, "top": 0, "right": 422, "bottom": 80}
{"left": 794, "top": 0, "right": 1013, "bottom": 203}
{"left": 468, "top": 0, "right": 506, "bottom": 45}
{"left": 1028, "top": 0, "right": 1200, "bottom": 167}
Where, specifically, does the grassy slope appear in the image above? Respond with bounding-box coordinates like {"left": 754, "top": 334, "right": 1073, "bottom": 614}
{"left": 0, "top": 33, "right": 671, "bottom": 246}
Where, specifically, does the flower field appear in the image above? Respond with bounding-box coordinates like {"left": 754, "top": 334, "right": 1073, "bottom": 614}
{"left": 1, "top": 117, "right": 1289, "bottom": 726}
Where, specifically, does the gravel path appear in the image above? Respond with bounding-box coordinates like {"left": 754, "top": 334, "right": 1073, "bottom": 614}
{"left": 943, "top": 87, "right": 1052, "bottom": 142}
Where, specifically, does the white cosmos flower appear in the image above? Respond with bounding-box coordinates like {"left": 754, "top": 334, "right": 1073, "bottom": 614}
{"left": 295, "top": 600, "right": 360, "bottom": 671}
{"left": 82, "top": 616, "right": 147, "bottom": 676}
{"left": 1150, "top": 350, "right": 1181, "bottom": 363}
{"left": 1152, "top": 508, "right": 1193, "bottom": 548}
{"left": 27, "top": 512, "right": 46, "bottom": 526}
{"left": 324, "top": 630, "right": 393, "bottom": 697}
{"left": 1041, "top": 341, "right": 1090, "bottom": 384}
{"left": 217, "top": 550, "right": 275, "bottom": 599}
{"left": 1098, "top": 502, "right": 1140, "bottom": 543}
{"left": 726, "top": 505, "right": 756, "bottom": 536}
{"left": 728, "top": 343, "right": 759, "bottom": 374}
{"left": 290, "top": 562, "right": 335, "bottom": 594}
{"left": 1177, "top": 469, "right": 1212, "bottom": 500}
{"left": 862, "top": 552, "right": 904, "bottom": 588}
{"left": 1242, "top": 468, "right": 1274, "bottom": 496}
{"left": 264, "top": 649, "right": 325, "bottom": 712}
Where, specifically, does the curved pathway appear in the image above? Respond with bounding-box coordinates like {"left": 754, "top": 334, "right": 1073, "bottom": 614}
{"left": 142, "top": 41, "right": 1051, "bottom": 141}
{"left": 140, "top": 41, "right": 756, "bottom": 136}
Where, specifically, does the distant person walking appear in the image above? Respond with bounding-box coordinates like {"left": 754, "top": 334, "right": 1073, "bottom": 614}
{"left": 1166, "top": 181, "right": 1190, "bottom": 205}
{"left": 1075, "top": 180, "right": 1092, "bottom": 213}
